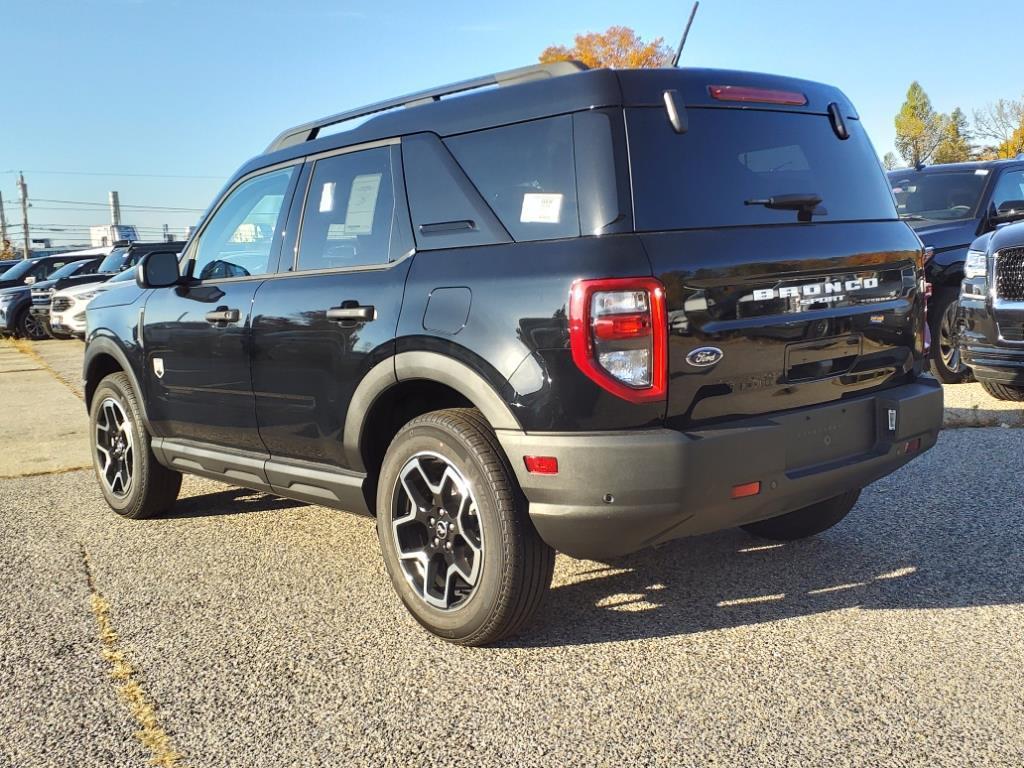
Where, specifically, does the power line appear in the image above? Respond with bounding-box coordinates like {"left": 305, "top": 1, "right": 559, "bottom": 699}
{"left": 28, "top": 198, "right": 205, "bottom": 212}
{"left": 1, "top": 169, "right": 224, "bottom": 180}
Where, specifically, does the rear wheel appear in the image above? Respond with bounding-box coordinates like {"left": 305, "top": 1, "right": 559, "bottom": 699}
{"left": 980, "top": 381, "right": 1024, "bottom": 401}
{"left": 929, "top": 287, "right": 971, "bottom": 384}
{"left": 89, "top": 372, "right": 181, "bottom": 519}
{"left": 16, "top": 309, "right": 47, "bottom": 341}
{"left": 376, "top": 408, "right": 554, "bottom": 646}
{"left": 741, "top": 490, "right": 860, "bottom": 541}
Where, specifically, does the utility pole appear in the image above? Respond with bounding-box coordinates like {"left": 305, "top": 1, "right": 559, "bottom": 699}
{"left": 0, "top": 190, "right": 8, "bottom": 245}
{"left": 18, "top": 173, "right": 30, "bottom": 259}
{"left": 162, "top": 223, "right": 170, "bottom": 242}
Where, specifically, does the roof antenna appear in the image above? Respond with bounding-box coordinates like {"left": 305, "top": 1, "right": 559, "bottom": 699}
{"left": 670, "top": 2, "right": 700, "bottom": 68}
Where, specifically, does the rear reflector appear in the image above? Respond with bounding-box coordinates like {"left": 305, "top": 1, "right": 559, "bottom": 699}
{"left": 731, "top": 481, "right": 762, "bottom": 500}
{"left": 524, "top": 456, "right": 559, "bottom": 475}
{"left": 708, "top": 85, "right": 807, "bottom": 106}
{"left": 903, "top": 438, "right": 922, "bottom": 456}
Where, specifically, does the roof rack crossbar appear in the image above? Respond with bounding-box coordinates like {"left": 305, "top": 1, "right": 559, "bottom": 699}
{"left": 265, "top": 60, "right": 587, "bottom": 153}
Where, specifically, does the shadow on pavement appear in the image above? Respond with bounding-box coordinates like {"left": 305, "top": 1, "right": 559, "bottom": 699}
{"left": 165, "top": 487, "right": 306, "bottom": 519}
{"left": 514, "top": 481, "right": 1023, "bottom": 648}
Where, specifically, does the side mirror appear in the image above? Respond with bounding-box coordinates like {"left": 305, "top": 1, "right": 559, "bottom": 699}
{"left": 991, "top": 200, "right": 1024, "bottom": 225}
{"left": 24, "top": 276, "right": 36, "bottom": 285}
{"left": 136, "top": 251, "right": 181, "bottom": 289}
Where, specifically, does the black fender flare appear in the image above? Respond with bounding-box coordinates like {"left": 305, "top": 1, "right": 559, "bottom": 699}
{"left": 82, "top": 335, "right": 152, "bottom": 430}
{"left": 343, "top": 350, "right": 520, "bottom": 472}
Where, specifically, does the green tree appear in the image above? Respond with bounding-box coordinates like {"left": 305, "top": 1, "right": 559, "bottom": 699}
{"left": 895, "top": 82, "right": 947, "bottom": 167}
{"left": 882, "top": 151, "right": 899, "bottom": 170}
{"left": 933, "top": 107, "right": 973, "bottom": 164}
{"left": 540, "top": 26, "right": 672, "bottom": 69}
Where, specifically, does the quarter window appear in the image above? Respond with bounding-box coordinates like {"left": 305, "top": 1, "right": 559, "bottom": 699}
{"left": 296, "top": 147, "right": 396, "bottom": 271}
{"left": 192, "top": 166, "right": 294, "bottom": 281}
{"left": 445, "top": 116, "right": 580, "bottom": 242}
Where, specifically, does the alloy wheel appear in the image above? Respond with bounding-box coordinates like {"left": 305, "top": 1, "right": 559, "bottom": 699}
{"left": 391, "top": 452, "right": 484, "bottom": 610}
{"left": 938, "top": 298, "right": 963, "bottom": 373}
{"left": 21, "top": 312, "right": 47, "bottom": 340}
{"left": 95, "top": 397, "right": 134, "bottom": 498}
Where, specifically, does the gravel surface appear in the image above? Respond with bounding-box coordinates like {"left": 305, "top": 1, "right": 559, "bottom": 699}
{"left": 1, "top": 429, "right": 1022, "bottom": 767}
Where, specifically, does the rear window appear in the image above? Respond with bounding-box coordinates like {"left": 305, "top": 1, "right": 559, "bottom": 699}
{"left": 628, "top": 108, "right": 897, "bottom": 230}
{"left": 445, "top": 115, "right": 580, "bottom": 242}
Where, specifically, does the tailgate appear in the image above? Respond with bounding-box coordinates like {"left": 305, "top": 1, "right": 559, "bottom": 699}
{"left": 642, "top": 221, "right": 926, "bottom": 425}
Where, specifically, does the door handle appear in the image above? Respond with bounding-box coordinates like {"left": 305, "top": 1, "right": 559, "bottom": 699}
{"left": 326, "top": 304, "right": 376, "bottom": 322}
{"left": 205, "top": 307, "right": 240, "bottom": 324}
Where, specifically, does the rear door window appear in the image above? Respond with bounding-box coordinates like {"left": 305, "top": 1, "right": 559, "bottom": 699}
{"left": 628, "top": 108, "right": 898, "bottom": 231}
{"left": 295, "top": 146, "right": 397, "bottom": 271}
{"left": 445, "top": 115, "right": 580, "bottom": 242}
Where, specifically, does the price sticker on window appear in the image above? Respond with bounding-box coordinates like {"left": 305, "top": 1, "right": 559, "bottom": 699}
{"left": 520, "top": 193, "right": 563, "bottom": 224}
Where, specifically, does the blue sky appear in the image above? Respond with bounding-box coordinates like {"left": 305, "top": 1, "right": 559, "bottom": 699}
{"left": 0, "top": 0, "right": 1017, "bottom": 244}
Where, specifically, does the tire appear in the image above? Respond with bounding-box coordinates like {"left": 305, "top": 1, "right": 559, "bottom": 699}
{"left": 741, "top": 489, "right": 860, "bottom": 541}
{"left": 89, "top": 372, "right": 181, "bottom": 519}
{"left": 376, "top": 408, "right": 554, "bottom": 646}
{"left": 929, "top": 287, "right": 971, "bottom": 384}
{"left": 16, "top": 309, "right": 48, "bottom": 341}
{"left": 980, "top": 380, "right": 1024, "bottom": 401}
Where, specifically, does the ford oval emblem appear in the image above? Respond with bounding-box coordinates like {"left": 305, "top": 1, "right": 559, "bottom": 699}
{"left": 686, "top": 346, "right": 723, "bottom": 368}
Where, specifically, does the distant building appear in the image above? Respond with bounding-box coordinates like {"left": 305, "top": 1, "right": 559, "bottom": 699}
{"left": 90, "top": 225, "right": 139, "bottom": 247}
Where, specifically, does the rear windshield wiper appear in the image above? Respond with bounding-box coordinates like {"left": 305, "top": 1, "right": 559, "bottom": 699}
{"left": 745, "top": 193, "right": 824, "bottom": 222}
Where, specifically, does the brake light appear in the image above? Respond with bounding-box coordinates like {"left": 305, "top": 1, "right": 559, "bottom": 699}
{"left": 569, "top": 277, "right": 667, "bottom": 403}
{"left": 708, "top": 85, "right": 807, "bottom": 106}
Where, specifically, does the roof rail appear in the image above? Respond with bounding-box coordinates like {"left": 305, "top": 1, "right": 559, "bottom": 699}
{"left": 265, "top": 60, "right": 588, "bottom": 153}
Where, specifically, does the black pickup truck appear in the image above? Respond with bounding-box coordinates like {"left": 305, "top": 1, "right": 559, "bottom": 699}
{"left": 888, "top": 159, "right": 1024, "bottom": 382}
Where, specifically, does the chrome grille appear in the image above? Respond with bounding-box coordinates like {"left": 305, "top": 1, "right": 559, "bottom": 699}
{"left": 31, "top": 290, "right": 51, "bottom": 306}
{"left": 995, "top": 247, "right": 1024, "bottom": 301}
{"left": 51, "top": 297, "right": 72, "bottom": 312}
{"left": 1000, "top": 324, "right": 1024, "bottom": 342}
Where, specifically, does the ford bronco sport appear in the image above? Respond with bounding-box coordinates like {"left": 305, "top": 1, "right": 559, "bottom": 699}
{"left": 84, "top": 62, "right": 943, "bottom": 645}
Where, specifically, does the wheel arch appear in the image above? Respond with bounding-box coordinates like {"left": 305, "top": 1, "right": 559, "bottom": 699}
{"left": 83, "top": 337, "right": 152, "bottom": 429}
{"left": 346, "top": 351, "right": 521, "bottom": 498}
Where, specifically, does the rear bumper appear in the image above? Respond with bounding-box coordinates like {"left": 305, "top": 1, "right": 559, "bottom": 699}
{"left": 497, "top": 377, "right": 943, "bottom": 559}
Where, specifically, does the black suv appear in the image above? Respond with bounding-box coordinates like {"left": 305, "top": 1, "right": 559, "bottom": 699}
{"left": 84, "top": 62, "right": 943, "bottom": 645}
{"left": 958, "top": 220, "right": 1024, "bottom": 400}
{"left": 887, "top": 159, "right": 1024, "bottom": 382}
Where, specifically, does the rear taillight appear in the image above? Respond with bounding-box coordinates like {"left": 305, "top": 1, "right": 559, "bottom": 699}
{"left": 708, "top": 85, "right": 807, "bottom": 106}
{"left": 568, "top": 277, "right": 667, "bottom": 403}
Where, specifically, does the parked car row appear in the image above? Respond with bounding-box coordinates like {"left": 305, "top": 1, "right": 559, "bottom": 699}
{"left": 0, "top": 241, "right": 184, "bottom": 340}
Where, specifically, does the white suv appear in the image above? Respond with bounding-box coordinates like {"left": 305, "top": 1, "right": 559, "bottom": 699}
{"left": 50, "top": 269, "right": 137, "bottom": 338}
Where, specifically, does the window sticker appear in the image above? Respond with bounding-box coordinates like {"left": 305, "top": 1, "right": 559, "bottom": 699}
{"left": 319, "top": 181, "right": 336, "bottom": 213}
{"left": 975, "top": 169, "right": 990, "bottom": 176}
{"left": 520, "top": 193, "right": 563, "bottom": 224}
{"left": 344, "top": 173, "right": 382, "bottom": 235}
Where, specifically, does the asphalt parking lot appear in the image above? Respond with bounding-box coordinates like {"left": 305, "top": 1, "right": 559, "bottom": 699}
{"left": 1, "top": 339, "right": 1022, "bottom": 767}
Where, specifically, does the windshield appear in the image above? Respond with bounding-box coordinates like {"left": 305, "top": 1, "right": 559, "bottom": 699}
{"left": 628, "top": 108, "right": 897, "bottom": 230}
{"left": 46, "top": 259, "right": 92, "bottom": 281}
{"left": 108, "top": 266, "right": 137, "bottom": 283}
{"left": 887, "top": 170, "right": 987, "bottom": 223}
{"left": 94, "top": 248, "right": 127, "bottom": 274}
{"left": 0, "top": 259, "right": 38, "bottom": 281}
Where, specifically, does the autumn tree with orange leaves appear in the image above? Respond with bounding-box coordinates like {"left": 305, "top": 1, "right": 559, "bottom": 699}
{"left": 539, "top": 26, "right": 672, "bottom": 69}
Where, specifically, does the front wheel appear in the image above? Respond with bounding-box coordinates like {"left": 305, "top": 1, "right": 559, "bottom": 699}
{"left": 89, "top": 372, "right": 182, "bottom": 519}
{"left": 980, "top": 381, "right": 1024, "bottom": 401}
{"left": 16, "top": 309, "right": 48, "bottom": 341}
{"left": 929, "top": 288, "right": 971, "bottom": 384}
{"left": 741, "top": 490, "right": 860, "bottom": 541}
{"left": 376, "top": 408, "right": 554, "bottom": 646}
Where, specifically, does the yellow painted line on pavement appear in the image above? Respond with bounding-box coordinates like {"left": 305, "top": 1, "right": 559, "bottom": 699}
{"left": 80, "top": 545, "right": 187, "bottom": 768}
